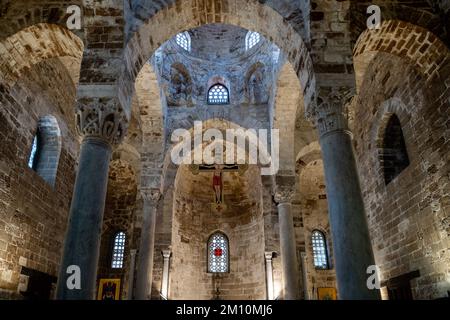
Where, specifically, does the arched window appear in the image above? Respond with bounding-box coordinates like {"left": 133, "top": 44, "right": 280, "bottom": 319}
{"left": 27, "top": 116, "right": 61, "bottom": 187}
{"left": 111, "top": 231, "right": 126, "bottom": 269}
{"left": 208, "top": 84, "right": 229, "bottom": 105}
{"left": 380, "top": 114, "right": 410, "bottom": 185}
{"left": 311, "top": 230, "right": 329, "bottom": 270}
{"left": 28, "top": 134, "right": 40, "bottom": 169}
{"left": 208, "top": 232, "right": 229, "bottom": 273}
{"left": 176, "top": 31, "right": 191, "bottom": 52}
{"left": 245, "top": 31, "right": 261, "bottom": 51}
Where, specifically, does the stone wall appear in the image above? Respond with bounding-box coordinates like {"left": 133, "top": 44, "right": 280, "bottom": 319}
{"left": 354, "top": 53, "right": 450, "bottom": 299}
{"left": 0, "top": 59, "right": 79, "bottom": 298}
{"left": 169, "top": 165, "right": 266, "bottom": 300}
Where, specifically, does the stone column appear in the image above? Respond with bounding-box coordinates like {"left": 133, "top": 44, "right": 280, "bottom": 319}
{"left": 274, "top": 178, "right": 300, "bottom": 300}
{"left": 161, "top": 249, "right": 171, "bottom": 300}
{"left": 56, "top": 101, "right": 127, "bottom": 299}
{"left": 127, "top": 249, "right": 137, "bottom": 300}
{"left": 307, "top": 87, "right": 380, "bottom": 300}
{"left": 300, "top": 252, "right": 309, "bottom": 300}
{"left": 265, "top": 252, "right": 275, "bottom": 300}
{"left": 135, "top": 190, "right": 161, "bottom": 300}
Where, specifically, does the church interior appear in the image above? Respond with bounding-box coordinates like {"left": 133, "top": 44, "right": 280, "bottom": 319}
{"left": 0, "top": 0, "right": 449, "bottom": 301}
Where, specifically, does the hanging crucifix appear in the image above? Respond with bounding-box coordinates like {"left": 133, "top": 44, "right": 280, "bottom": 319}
{"left": 188, "top": 164, "right": 249, "bottom": 213}
{"left": 212, "top": 164, "right": 223, "bottom": 205}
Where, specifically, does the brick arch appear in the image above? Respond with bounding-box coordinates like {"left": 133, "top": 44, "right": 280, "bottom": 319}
{"left": 0, "top": 0, "right": 84, "bottom": 40}
{"left": 349, "top": 1, "right": 447, "bottom": 47}
{"left": 120, "top": 0, "right": 316, "bottom": 125}
{"left": 0, "top": 23, "right": 83, "bottom": 89}
{"left": 274, "top": 62, "right": 304, "bottom": 172}
{"left": 295, "top": 142, "right": 322, "bottom": 173}
{"left": 353, "top": 20, "right": 450, "bottom": 91}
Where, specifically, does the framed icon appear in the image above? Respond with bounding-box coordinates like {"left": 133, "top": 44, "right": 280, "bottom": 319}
{"left": 317, "top": 287, "right": 337, "bottom": 300}
{"left": 97, "top": 279, "right": 121, "bottom": 300}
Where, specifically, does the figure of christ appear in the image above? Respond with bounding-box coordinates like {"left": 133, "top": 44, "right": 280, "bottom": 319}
{"left": 212, "top": 165, "right": 223, "bottom": 204}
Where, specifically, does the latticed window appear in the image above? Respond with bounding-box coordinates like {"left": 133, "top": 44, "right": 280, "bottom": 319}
{"left": 246, "top": 31, "right": 261, "bottom": 50}
{"left": 208, "top": 232, "right": 229, "bottom": 273}
{"left": 28, "top": 134, "right": 39, "bottom": 169}
{"left": 208, "top": 84, "right": 229, "bottom": 105}
{"left": 176, "top": 31, "right": 191, "bottom": 51}
{"left": 111, "top": 231, "right": 126, "bottom": 269}
{"left": 312, "top": 230, "right": 329, "bottom": 269}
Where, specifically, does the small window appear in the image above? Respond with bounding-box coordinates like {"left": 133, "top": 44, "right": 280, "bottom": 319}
{"left": 312, "top": 230, "right": 329, "bottom": 270}
{"left": 208, "top": 232, "right": 229, "bottom": 273}
{"left": 208, "top": 84, "right": 229, "bottom": 105}
{"left": 111, "top": 231, "right": 126, "bottom": 269}
{"left": 27, "top": 116, "right": 61, "bottom": 187}
{"left": 28, "top": 134, "right": 40, "bottom": 169}
{"left": 246, "top": 31, "right": 261, "bottom": 50}
{"left": 380, "top": 114, "right": 410, "bottom": 185}
{"left": 176, "top": 31, "right": 191, "bottom": 52}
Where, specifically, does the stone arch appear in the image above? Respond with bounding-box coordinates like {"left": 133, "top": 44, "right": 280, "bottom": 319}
{"left": 120, "top": 0, "right": 316, "bottom": 129}
{"left": 29, "top": 115, "right": 62, "bottom": 187}
{"left": 0, "top": 23, "right": 84, "bottom": 89}
{"left": 353, "top": 20, "right": 450, "bottom": 91}
{"left": 0, "top": 0, "right": 84, "bottom": 40}
{"left": 295, "top": 142, "right": 322, "bottom": 174}
{"left": 274, "top": 62, "right": 304, "bottom": 173}
{"left": 162, "top": 118, "right": 275, "bottom": 190}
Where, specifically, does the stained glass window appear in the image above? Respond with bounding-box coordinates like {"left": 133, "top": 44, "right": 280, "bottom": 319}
{"left": 312, "top": 230, "right": 329, "bottom": 269}
{"left": 208, "top": 232, "right": 229, "bottom": 273}
{"left": 111, "top": 231, "right": 126, "bottom": 269}
{"left": 208, "top": 84, "right": 229, "bottom": 105}
{"left": 246, "top": 31, "right": 261, "bottom": 50}
{"left": 176, "top": 31, "right": 191, "bottom": 52}
{"left": 28, "top": 135, "right": 39, "bottom": 169}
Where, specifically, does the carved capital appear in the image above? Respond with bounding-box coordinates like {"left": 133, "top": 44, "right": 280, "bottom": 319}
{"left": 162, "top": 250, "right": 171, "bottom": 259}
{"left": 265, "top": 251, "right": 274, "bottom": 261}
{"left": 76, "top": 98, "right": 128, "bottom": 146}
{"left": 273, "top": 175, "right": 296, "bottom": 204}
{"left": 307, "top": 87, "right": 355, "bottom": 137}
{"left": 141, "top": 189, "right": 162, "bottom": 205}
{"left": 274, "top": 186, "right": 295, "bottom": 204}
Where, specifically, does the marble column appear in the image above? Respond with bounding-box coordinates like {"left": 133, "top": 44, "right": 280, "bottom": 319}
{"left": 135, "top": 190, "right": 161, "bottom": 300}
{"left": 307, "top": 87, "right": 380, "bottom": 300}
{"left": 161, "top": 250, "right": 171, "bottom": 300}
{"left": 127, "top": 249, "right": 137, "bottom": 300}
{"left": 300, "top": 252, "right": 309, "bottom": 300}
{"left": 56, "top": 102, "right": 127, "bottom": 299}
{"left": 265, "top": 252, "right": 275, "bottom": 300}
{"left": 274, "top": 179, "right": 300, "bottom": 300}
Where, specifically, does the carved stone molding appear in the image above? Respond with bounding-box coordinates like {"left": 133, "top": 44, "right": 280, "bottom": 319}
{"left": 141, "top": 189, "right": 162, "bottom": 205}
{"left": 76, "top": 98, "right": 128, "bottom": 146}
{"left": 307, "top": 87, "right": 355, "bottom": 137}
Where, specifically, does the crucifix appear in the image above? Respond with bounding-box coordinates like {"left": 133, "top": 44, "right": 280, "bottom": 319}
{"left": 189, "top": 164, "right": 248, "bottom": 213}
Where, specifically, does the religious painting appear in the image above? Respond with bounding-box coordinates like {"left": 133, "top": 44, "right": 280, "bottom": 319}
{"left": 97, "top": 279, "right": 121, "bottom": 300}
{"left": 317, "top": 287, "right": 337, "bottom": 300}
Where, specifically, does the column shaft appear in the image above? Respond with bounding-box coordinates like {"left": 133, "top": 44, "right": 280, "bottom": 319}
{"left": 135, "top": 196, "right": 159, "bottom": 300}
{"left": 56, "top": 137, "right": 112, "bottom": 299}
{"left": 265, "top": 252, "right": 274, "bottom": 300}
{"left": 127, "top": 249, "right": 137, "bottom": 300}
{"left": 278, "top": 202, "right": 300, "bottom": 300}
{"left": 320, "top": 130, "right": 379, "bottom": 299}
{"left": 161, "top": 250, "right": 171, "bottom": 300}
